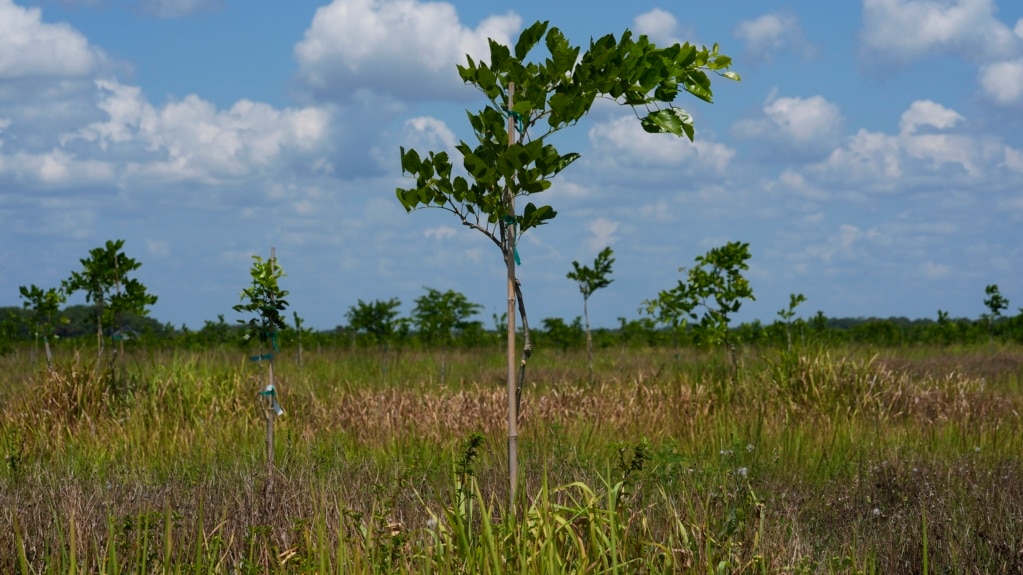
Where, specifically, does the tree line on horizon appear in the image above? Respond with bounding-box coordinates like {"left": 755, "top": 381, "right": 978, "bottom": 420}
{"left": 3, "top": 294, "right": 1022, "bottom": 355}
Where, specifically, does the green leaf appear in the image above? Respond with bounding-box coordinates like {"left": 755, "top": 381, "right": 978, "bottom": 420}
{"left": 514, "top": 21, "right": 549, "bottom": 60}
{"left": 399, "top": 147, "right": 420, "bottom": 175}
{"left": 545, "top": 27, "right": 578, "bottom": 74}
{"left": 640, "top": 107, "right": 694, "bottom": 140}
{"left": 520, "top": 202, "right": 557, "bottom": 230}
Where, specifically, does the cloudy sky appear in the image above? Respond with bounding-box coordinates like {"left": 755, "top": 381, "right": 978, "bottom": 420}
{"left": 1, "top": 0, "right": 1022, "bottom": 331}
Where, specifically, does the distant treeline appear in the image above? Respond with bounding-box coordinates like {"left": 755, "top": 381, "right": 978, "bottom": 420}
{"left": 2, "top": 304, "right": 1022, "bottom": 355}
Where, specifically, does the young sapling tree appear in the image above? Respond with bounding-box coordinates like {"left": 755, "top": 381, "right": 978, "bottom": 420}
{"left": 412, "top": 287, "right": 483, "bottom": 383}
{"left": 233, "top": 250, "right": 289, "bottom": 467}
{"left": 397, "top": 20, "right": 738, "bottom": 507}
{"left": 983, "top": 284, "right": 1009, "bottom": 346}
{"left": 645, "top": 241, "right": 755, "bottom": 374}
{"left": 777, "top": 293, "right": 806, "bottom": 352}
{"left": 346, "top": 298, "right": 404, "bottom": 351}
{"left": 18, "top": 284, "right": 66, "bottom": 369}
{"left": 63, "top": 239, "right": 158, "bottom": 367}
{"left": 566, "top": 246, "right": 615, "bottom": 380}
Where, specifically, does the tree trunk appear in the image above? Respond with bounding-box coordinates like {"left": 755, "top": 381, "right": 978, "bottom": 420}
{"left": 505, "top": 82, "right": 518, "bottom": 514}
{"left": 584, "top": 294, "right": 593, "bottom": 382}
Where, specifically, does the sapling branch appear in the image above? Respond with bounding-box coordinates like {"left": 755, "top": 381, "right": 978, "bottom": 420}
{"left": 514, "top": 279, "right": 532, "bottom": 419}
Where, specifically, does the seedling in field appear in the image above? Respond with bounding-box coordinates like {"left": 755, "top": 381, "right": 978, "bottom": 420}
{"left": 983, "top": 284, "right": 1009, "bottom": 345}
{"left": 18, "top": 284, "right": 66, "bottom": 369}
{"left": 645, "top": 241, "right": 755, "bottom": 372}
{"left": 63, "top": 239, "right": 158, "bottom": 366}
{"left": 397, "top": 19, "right": 738, "bottom": 508}
{"left": 567, "top": 246, "right": 615, "bottom": 380}
{"left": 234, "top": 251, "right": 289, "bottom": 467}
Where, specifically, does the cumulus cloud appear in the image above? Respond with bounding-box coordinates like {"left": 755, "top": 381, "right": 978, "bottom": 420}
{"left": 861, "top": 0, "right": 1020, "bottom": 62}
{"left": 294, "top": 0, "right": 520, "bottom": 102}
{"left": 0, "top": 148, "right": 114, "bottom": 186}
{"left": 1006, "top": 146, "right": 1023, "bottom": 173}
{"left": 813, "top": 99, "right": 980, "bottom": 185}
{"left": 0, "top": 0, "right": 105, "bottom": 79}
{"left": 919, "top": 260, "right": 952, "bottom": 279}
{"left": 801, "top": 223, "right": 881, "bottom": 265}
{"left": 589, "top": 115, "right": 734, "bottom": 173}
{"left": 141, "top": 0, "right": 222, "bottom": 18}
{"left": 898, "top": 99, "right": 963, "bottom": 134}
{"left": 401, "top": 116, "right": 457, "bottom": 151}
{"left": 63, "top": 80, "right": 331, "bottom": 184}
{"left": 424, "top": 225, "right": 456, "bottom": 240}
{"left": 734, "top": 13, "right": 812, "bottom": 62}
{"left": 586, "top": 217, "right": 619, "bottom": 252}
{"left": 978, "top": 58, "right": 1023, "bottom": 105}
{"left": 732, "top": 92, "right": 843, "bottom": 152}
{"left": 633, "top": 9, "right": 681, "bottom": 45}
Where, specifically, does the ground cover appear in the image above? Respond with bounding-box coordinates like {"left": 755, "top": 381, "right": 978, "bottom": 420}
{"left": 2, "top": 343, "right": 1022, "bottom": 573}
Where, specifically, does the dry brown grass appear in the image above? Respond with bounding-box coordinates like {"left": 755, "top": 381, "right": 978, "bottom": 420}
{"left": 2, "top": 344, "right": 1023, "bottom": 573}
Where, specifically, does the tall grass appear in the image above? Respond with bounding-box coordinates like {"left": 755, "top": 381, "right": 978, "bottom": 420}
{"left": 2, "top": 343, "right": 1023, "bottom": 572}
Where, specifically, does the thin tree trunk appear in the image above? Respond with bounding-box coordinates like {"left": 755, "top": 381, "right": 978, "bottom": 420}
{"left": 266, "top": 248, "right": 278, "bottom": 473}
{"left": 505, "top": 82, "right": 518, "bottom": 513}
{"left": 44, "top": 336, "right": 53, "bottom": 371}
{"left": 514, "top": 279, "right": 531, "bottom": 418}
{"left": 584, "top": 295, "right": 593, "bottom": 382}
{"left": 267, "top": 359, "right": 276, "bottom": 466}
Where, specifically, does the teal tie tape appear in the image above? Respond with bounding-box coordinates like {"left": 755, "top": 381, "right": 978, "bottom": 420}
{"left": 259, "top": 384, "right": 285, "bottom": 416}
{"left": 503, "top": 215, "right": 521, "bottom": 265}
{"left": 249, "top": 353, "right": 274, "bottom": 362}
{"left": 502, "top": 107, "right": 526, "bottom": 134}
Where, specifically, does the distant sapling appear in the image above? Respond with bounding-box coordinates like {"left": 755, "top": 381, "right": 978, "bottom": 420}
{"left": 983, "top": 284, "right": 1009, "bottom": 345}
{"left": 645, "top": 241, "right": 755, "bottom": 373}
{"left": 18, "top": 284, "right": 66, "bottom": 369}
{"left": 567, "top": 246, "right": 615, "bottom": 380}
{"left": 63, "top": 239, "right": 158, "bottom": 365}
{"left": 233, "top": 251, "right": 289, "bottom": 467}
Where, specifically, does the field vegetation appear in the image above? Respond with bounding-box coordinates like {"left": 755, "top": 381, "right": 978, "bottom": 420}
{"left": 2, "top": 329, "right": 1023, "bottom": 573}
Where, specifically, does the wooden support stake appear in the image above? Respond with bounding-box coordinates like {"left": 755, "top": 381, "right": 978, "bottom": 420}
{"left": 266, "top": 247, "right": 277, "bottom": 470}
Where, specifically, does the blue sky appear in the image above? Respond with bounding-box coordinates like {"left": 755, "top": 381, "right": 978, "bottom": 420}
{"left": 1, "top": 0, "right": 1022, "bottom": 331}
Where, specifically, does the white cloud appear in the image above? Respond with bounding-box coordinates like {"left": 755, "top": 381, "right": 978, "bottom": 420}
{"left": 919, "top": 261, "right": 952, "bottom": 279}
{"left": 633, "top": 9, "right": 679, "bottom": 44}
{"left": 146, "top": 239, "right": 171, "bottom": 257}
{"left": 294, "top": 0, "right": 520, "bottom": 101}
{"left": 734, "top": 13, "right": 811, "bottom": 61}
{"left": 65, "top": 80, "right": 331, "bottom": 183}
{"left": 0, "top": 0, "right": 104, "bottom": 79}
{"left": 0, "top": 148, "right": 114, "bottom": 186}
{"left": 141, "top": 0, "right": 222, "bottom": 18}
{"left": 800, "top": 223, "right": 881, "bottom": 265}
{"left": 861, "top": 0, "right": 1020, "bottom": 62}
{"left": 979, "top": 58, "right": 1023, "bottom": 105}
{"left": 818, "top": 129, "right": 903, "bottom": 183}
{"left": 774, "top": 168, "right": 829, "bottom": 201}
{"left": 586, "top": 217, "right": 619, "bottom": 252}
{"left": 424, "top": 226, "right": 456, "bottom": 240}
{"left": 815, "top": 100, "right": 980, "bottom": 184}
{"left": 589, "top": 115, "right": 734, "bottom": 172}
{"left": 1006, "top": 146, "right": 1023, "bottom": 173}
{"left": 898, "top": 99, "right": 963, "bottom": 134}
{"left": 733, "top": 93, "right": 843, "bottom": 147}
{"left": 402, "top": 116, "right": 457, "bottom": 151}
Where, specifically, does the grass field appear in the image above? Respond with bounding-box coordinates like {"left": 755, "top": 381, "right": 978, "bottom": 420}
{"left": 2, "top": 342, "right": 1022, "bottom": 573}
